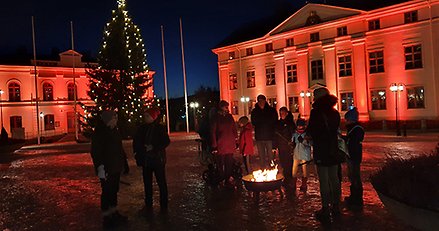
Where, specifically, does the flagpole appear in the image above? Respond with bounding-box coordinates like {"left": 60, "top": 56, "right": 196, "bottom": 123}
{"left": 71, "top": 21, "right": 79, "bottom": 141}
{"left": 179, "top": 17, "right": 189, "bottom": 133}
{"left": 31, "top": 16, "right": 41, "bottom": 145}
{"left": 161, "top": 25, "right": 170, "bottom": 135}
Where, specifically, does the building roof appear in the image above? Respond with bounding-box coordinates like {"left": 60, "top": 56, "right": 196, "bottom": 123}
{"left": 213, "top": 0, "right": 411, "bottom": 49}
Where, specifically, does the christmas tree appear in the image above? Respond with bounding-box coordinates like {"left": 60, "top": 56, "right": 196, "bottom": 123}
{"left": 82, "top": 0, "right": 153, "bottom": 137}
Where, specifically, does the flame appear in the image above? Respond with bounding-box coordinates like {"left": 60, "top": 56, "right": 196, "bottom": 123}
{"left": 251, "top": 163, "right": 278, "bottom": 182}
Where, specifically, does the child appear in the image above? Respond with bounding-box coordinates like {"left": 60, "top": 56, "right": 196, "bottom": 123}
{"left": 343, "top": 107, "right": 365, "bottom": 209}
{"left": 292, "top": 118, "right": 312, "bottom": 192}
{"left": 238, "top": 116, "right": 254, "bottom": 174}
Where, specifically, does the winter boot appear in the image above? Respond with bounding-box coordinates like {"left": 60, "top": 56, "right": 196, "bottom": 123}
{"left": 300, "top": 177, "right": 308, "bottom": 192}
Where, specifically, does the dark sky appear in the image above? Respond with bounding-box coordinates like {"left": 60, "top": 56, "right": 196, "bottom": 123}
{"left": 1, "top": 0, "right": 392, "bottom": 98}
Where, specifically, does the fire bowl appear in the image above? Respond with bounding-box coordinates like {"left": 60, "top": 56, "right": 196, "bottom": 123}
{"left": 241, "top": 174, "right": 284, "bottom": 192}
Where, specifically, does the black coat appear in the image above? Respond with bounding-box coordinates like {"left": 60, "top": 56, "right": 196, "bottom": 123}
{"left": 90, "top": 124, "right": 126, "bottom": 174}
{"left": 251, "top": 103, "right": 278, "bottom": 141}
{"left": 273, "top": 113, "right": 296, "bottom": 151}
{"left": 133, "top": 121, "right": 170, "bottom": 163}
{"left": 307, "top": 95, "right": 341, "bottom": 166}
{"left": 346, "top": 123, "right": 365, "bottom": 163}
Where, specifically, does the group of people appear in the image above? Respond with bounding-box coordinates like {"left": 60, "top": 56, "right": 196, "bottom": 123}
{"left": 208, "top": 87, "right": 365, "bottom": 223}
{"left": 90, "top": 107, "right": 170, "bottom": 228}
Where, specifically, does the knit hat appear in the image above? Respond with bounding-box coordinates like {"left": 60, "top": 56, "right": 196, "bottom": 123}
{"left": 218, "top": 100, "right": 229, "bottom": 108}
{"left": 238, "top": 116, "right": 249, "bottom": 125}
{"left": 313, "top": 87, "right": 330, "bottom": 101}
{"left": 345, "top": 107, "right": 359, "bottom": 122}
{"left": 145, "top": 107, "right": 161, "bottom": 121}
{"left": 296, "top": 118, "right": 306, "bottom": 127}
{"left": 101, "top": 111, "right": 117, "bottom": 124}
{"left": 257, "top": 94, "right": 266, "bottom": 101}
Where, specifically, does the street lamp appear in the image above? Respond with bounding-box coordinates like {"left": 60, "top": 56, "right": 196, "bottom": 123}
{"left": 240, "top": 96, "right": 250, "bottom": 115}
{"left": 390, "top": 83, "right": 404, "bottom": 136}
{"left": 39, "top": 112, "right": 44, "bottom": 137}
{"left": 189, "top": 102, "right": 199, "bottom": 131}
{"left": 0, "top": 89, "right": 4, "bottom": 129}
{"left": 300, "top": 91, "right": 312, "bottom": 118}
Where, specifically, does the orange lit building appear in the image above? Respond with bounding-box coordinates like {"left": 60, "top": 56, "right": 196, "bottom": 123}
{"left": 212, "top": 0, "right": 439, "bottom": 129}
{"left": 0, "top": 50, "right": 154, "bottom": 139}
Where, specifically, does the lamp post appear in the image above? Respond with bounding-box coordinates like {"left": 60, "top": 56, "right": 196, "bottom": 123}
{"left": 39, "top": 112, "right": 44, "bottom": 138}
{"left": 240, "top": 96, "right": 250, "bottom": 115}
{"left": 189, "top": 102, "right": 199, "bottom": 131}
{"left": 299, "top": 91, "right": 311, "bottom": 118}
{"left": 0, "top": 90, "right": 3, "bottom": 129}
{"left": 390, "top": 83, "right": 404, "bottom": 136}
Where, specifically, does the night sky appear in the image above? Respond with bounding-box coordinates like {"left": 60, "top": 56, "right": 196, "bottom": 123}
{"left": 0, "top": 0, "right": 404, "bottom": 98}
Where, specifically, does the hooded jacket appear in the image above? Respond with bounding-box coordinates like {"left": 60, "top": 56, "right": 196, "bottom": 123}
{"left": 273, "top": 113, "right": 296, "bottom": 151}
{"left": 211, "top": 111, "right": 238, "bottom": 155}
{"left": 250, "top": 103, "right": 278, "bottom": 141}
{"left": 307, "top": 94, "right": 341, "bottom": 166}
{"left": 238, "top": 122, "right": 254, "bottom": 156}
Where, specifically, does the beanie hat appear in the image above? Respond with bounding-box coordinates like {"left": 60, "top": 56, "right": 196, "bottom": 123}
{"left": 238, "top": 116, "right": 249, "bottom": 125}
{"left": 218, "top": 100, "right": 229, "bottom": 108}
{"left": 145, "top": 107, "right": 161, "bottom": 121}
{"left": 101, "top": 110, "right": 117, "bottom": 124}
{"left": 345, "top": 107, "right": 359, "bottom": 122}
{"left": 296, "top": 118, "right": 306, "bottom": 127}
{"left": 257, "top": 94, "right": 266, "bottom": 101}
{"left": 313, "top": 87, "right": 330, "bottom": 100}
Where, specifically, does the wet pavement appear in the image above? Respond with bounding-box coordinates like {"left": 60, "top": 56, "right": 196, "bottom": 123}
{"left": 0, "top": 132, "right": 437, "bottom": 231}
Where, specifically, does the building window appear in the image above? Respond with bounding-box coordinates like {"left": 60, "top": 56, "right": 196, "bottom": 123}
{"left": 266, "top": 67, "right": 276, "bottom": 85}
{"left": 371, "top": 89, "right": 386, "bottom": 110}
{"left": 310, "top": 32, "right": 320, "bottom": 42}
{"left": 265, "top": 43, "right": 273, "bottom": 52}
{"left": 67, "top": 83, "right": 77, "bottom": 101}
{"left": 286, "top": 38, "right": 294, "bottom": 47}
{"left": 229, "top": 73, "right": 238, "bottom": 90}
{"left": 10, "top": 116, "right": 22, "bottom": 129}
{"left": 43, "top": 83, "right": 54, "bottom": 101}
{"left": 337, "top": 26, "right": 348, "bottom": 37}
{"left": 368, "top": 19, "right": 380, "bottom": 31}
{"left": 246, "top": 71, "right": 255, "bottom": 88}
{"left": 229, "top": 51, "right": 235, "bottom": 60}
{"left": 405, "top": 45, "right": 423, "bottom": 69}
{"left": 246, "top": 48, "right": 253, "bottom": 56}
{"left": 286, "top": 64, "right": 298, "bottom": 83}
{"left": 369, "top": 51, "right": 384, "bottom": 74}
{"left": 338, "top": 55, "right": 352, "bottom": 77}
{"left": 248, "top": 99, "right": 255, "bottom": 114}
{"left": 311, "top": 60, "right": 324, "bottom": 80}
{"left": 231, "top": 100, "right": 239, "bottom": 115}
{"left": 267, "top": 97, "right": 277, "bottom": 107}
{"left": 404, "top": 11, "right": 418, "bottom": 24}
{"left": 8, "top": 82, "right": 21, "bottom": 102}
{"left": 288, "top": 96, "right": 299, "bottom": 113}
{"left": 340, "top": 92, "right": 354, "bottom": 111}
{"left": 44, "top": 114, "right": 55, "bottom": 130}
{"left": 407, "top": 86, "right": 425, "bottom": 109}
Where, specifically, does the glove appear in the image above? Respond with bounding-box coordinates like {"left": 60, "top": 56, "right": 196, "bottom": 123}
{"left": 145, "top": 144, "right": 153, "bottom": 152}
{"left": 298, "top": 136, "right": 304, "bottom": 143}
{"left": 97, "top": 165, "right": 106, "bottom": 180}
{"left": 211, "top": 147, "right": 218, "bottom": 154}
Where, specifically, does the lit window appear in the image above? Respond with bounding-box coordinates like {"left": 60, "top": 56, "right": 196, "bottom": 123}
{"left": 266, "top": 67, "right": 276, "bottom": 85}
{"left": 8, "top": 82, "right": 21, "bottom": 102}
{"left": 369, "top": 19, "right": 380, "bottom": 31}
{"left": 231, "top": 100, "right": 239, "bottom": 115}
{"left": 310, "top": 32, "right": 320, "bottom": 42}
{"left": 340, "top": 92, "right": 354, "bottom": 111}
{"left": 371, "top": 89, "right": 386, "bottom": 110}
{"left": 404, "top": 11, "right": 418, "bottom": 24}
{"left": 10, "top": 116, "right": 22, "bottom": 130}
{"left": 44, "top": 114, "right": 55, "bottom": 130}
{"left": 369, "top": 51, "right": 384, "bottom": 74}
{"left": 246, "top": 48, "right": 253, "bottom": 56}
{"left": 407, "top": 86, "right": 425, "bottom": 109}
{"left": 288, "top": 96, "right": 299, "bottom": 113}
{"left": 265, "top": 43, "right": 273, "bottom": 52}
{"left": 286, "top": 64, "right": 298, "bottom": 83}
{"left": 229, "top": 73, "right": 238, "bottom": 90}
{"left": 229, "top": 51, "right": 235, "bottom": 60}
{"left": 43, "top": 83, "right": 54, "bottom": 101}
{"left": 338, "top": 55, "right": 352, "bottom": 77}
{"left": 246, "top": 71, "right": 255, "bottom": 88}
{"left": 337, "top": 26, "right": 348, "bottom": 37}
{"left": 286, "top": 38, "right": 294, "bottom": 47}
{"left": 311, "top": 60, "right": 324, "bottom": 80}
{"left": 405, "top": 45, "right": 422, "bottom": 69}
{"left": 267, "top": 97, "right": 277, "bottom": 107}
{"left": 67, "top": 83, "right": 77, "bottom": 101}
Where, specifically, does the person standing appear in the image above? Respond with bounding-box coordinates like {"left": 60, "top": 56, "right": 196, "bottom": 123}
{"left": 306, "top": 87, "right": 342, "bottom": 223}
{"left": 251, "top": 94, "right": 278, "bottom": 169}
{"left": 343, "top": 107, "right": 365, "bottom": 210}
{"left": 238, "top": 116, "right": 254, "bottom": 174}
{"left": 211, "top": 100, "right": 238, "bottom": 188}
{"left": 291, "top": 118, "right": 312, "bottom": 192}
{"left": 133, "top": 107, "right": 170, "bottom": 212}
{"left": 273, "top": 107, "right": 296, "bottom": 190}
{"left": 90, "top": 110, "right": 128, "bottom": 228}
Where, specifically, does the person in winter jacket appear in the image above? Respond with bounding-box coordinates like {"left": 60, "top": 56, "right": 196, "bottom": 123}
{"left": 211, "top": 100, "right": 238, "bottom": 188}
{"left": 291, "top": 118, "right": 312, "bottom": 193}
{"left": 273, "top": 107, "right": 296, "bottom": 190}
{"left": 90, "top": 110, "right": 128, "bottom": 228}
{"left": 306, "top": 87, "right": 342, "bottom": 222}
{"left": 133, "top": 107, "right": 170, "bottom": 212}
{"left": 251, "top": 94, "right": 278, "bottom": 169}
{"left": 343, "top": 107, "right": 365, "bottom": 209}
{"left": 238, "top": 116, "right": 254, "bottom": 174}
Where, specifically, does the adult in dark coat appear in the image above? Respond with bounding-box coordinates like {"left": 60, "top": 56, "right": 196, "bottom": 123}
{"left": 90, "top": 110, "right": 128, "bottom": 228}
{"left": 251, "top": 94, "right": 278, "bottom": 169}
{"left": 211, "top": 100, "right": 238, "bottom": 187}
{"left": 273, "top": 107, "right": 296, "bottom": 190}
{"left": 306, "top": 87, "right": 341, "bottom": 222}
{"left": 133, "top": 107, "right": 170, "bottom": 211}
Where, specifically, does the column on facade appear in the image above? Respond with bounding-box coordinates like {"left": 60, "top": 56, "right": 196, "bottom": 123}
{"left": 274, "top": 52, "right": 286, "bottom": 110}
{"left": 218, "top": 63, "right": 230, "bottom": 103}
{"left": 352, "top": 39, "right": 370, "bottom": 121}
{"left": 322, "top": 44, "right": 337, "bottom": 96}
{"left": 297, "top": 49, "right": 310, "bottom": 118}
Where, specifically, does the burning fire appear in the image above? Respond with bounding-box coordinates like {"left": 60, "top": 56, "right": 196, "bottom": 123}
{"left": 251, "top": 164, "right": 278, "bottom": 182}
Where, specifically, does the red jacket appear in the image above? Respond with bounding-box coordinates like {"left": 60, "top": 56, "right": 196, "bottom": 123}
{"left": 239, "top": 123, "right": 254, "bottom": 156}
{"left": 211, "top": 112, "right": 238, "bottom": 155}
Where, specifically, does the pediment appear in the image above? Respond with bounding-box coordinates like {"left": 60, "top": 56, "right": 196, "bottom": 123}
{"left": 59, "top": 49, "right": 82, "bottom": 57}
{"left": 269, "top": 3, "right": 365, "bottom": 36}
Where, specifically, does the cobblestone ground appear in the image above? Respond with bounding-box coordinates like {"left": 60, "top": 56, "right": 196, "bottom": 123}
{"left": 0, "top": 132, "right": 437, "bottom": 231}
